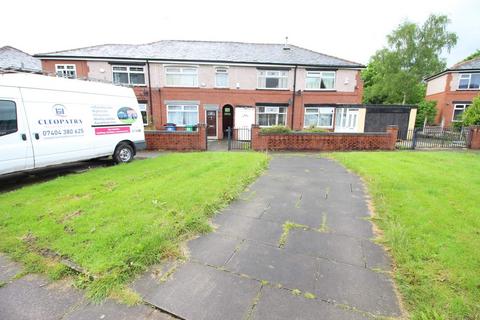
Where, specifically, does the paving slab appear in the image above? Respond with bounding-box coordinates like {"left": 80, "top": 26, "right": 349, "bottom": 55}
{"left": 252, "top": 286, "right": 369, "bottom": 320}
{"left": 326, "top": 213, "right": 374, "bottom": 239}
{"left": 65, "top": 300, "right": 172, "bottom": 320}
{"left": 362, "top": 240, "right": 392, "bottom": 271}
{"left": 0, "top": 254, "right": 22, "bottom": 283}
{"left": 285, "top": 229, "right": 365, "bottom": 267}
{"left": 315, "top": 259, "right": 401, "bottom": 317}
{"left": 226, "top": 242, "right": 317, "bottom": 292}
{"left": 188, "top": 232, "right": 243, "bottom": 266}
{"left": 0, "top": 274, "right": 84, "bottom": 320}
{"left": 213, "top": 212, "right": 283, "bottom": 246}
{"left": 140, "top": 262, "right": 260, "bottom": 320}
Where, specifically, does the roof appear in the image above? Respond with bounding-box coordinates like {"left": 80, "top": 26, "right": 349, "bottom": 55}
{"left": 425, "top": 56, "right": 480, "bottom": 81}
{"left": 0, "top": 46, "right": 41, "bottom": 72}
{"left": 0, "top": 73, "right": 134, "bottom": 97}
{"left": 35, "top": 40, "right": 364, "bottom": 68}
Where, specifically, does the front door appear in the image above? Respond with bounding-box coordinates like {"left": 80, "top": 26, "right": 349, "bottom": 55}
{"left": 222, "top": 105, "right": 234, "bottom": 138}
{"left": 206, "top": 110, "right": 217, "bottom": 138}
{"left": 335, "top": 108, "right": 359, "bottom": 133}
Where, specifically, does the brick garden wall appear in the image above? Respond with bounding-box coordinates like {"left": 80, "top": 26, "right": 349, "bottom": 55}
{"left": 468, "top": 126, "right": 480, "bottom": 149}
{"left": 251, "top": 125, "right": 398, "bottom": 151}
{"left": 145, "top": 124, "right": 207, "bottom": 151}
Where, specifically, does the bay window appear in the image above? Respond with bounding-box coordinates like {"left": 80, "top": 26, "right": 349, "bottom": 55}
{"left": 112, "top": 66, "right": 146, "bottom": 85}
{"left": 167, "top": 104, "right": 199, "bottom": 126}
{"left": 452, "top": 103, "right": 470, "bottom": 122}
{"left": 305, "top": 71, "right": 335, "bottom": 90}
{"left": 257, "top": 70, "right": 288, "bottom": 89}
{"left": 215, "top": 67, "right": 229, "bottom": 88}
{"left": 165, "top": 66, "right": 198, "bottom": 87}
{"left": 304, "top": 107, "right": 334, "bottom": 128}
{"left": 458, "top": 73, "right": 480, "bottom": 90}
{"left": 257, "top": 106, "right": 287, "bottom": 126}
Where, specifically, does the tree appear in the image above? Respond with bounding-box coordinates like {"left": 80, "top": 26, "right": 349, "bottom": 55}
{"left": 415, "top": 100, "right": 437, "bottom": 127}
{"left": 363, "top": 15, "right": 458, "bottom": 105}
{"left": 462, "top": 95, "right": 480, "bottom": 126}
{"left": 463, "top": 49, "right": 480, "bottom": 62}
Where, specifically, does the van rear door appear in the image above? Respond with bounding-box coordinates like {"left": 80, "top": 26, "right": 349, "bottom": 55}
{"left": 0, "top": 89, "right": 34, "bottom": 175}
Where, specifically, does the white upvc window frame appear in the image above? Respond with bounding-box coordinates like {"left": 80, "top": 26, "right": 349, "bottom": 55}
{"left": 305, "top": 71, "right": 336, "bottom": 90}
{"left": 452, "top": 103, "right": 470, "bottom": 122}
{"left": 215, "top": 67, "right": 229, "bottom": 88}
{"left": 165, "top": 66, "right": 199, "bottom": 88}
{"left": 257, "top": 70, "right": 289, "bottom": 90}
{"left": 256, "top": 106, "right": 287, "bottom": 127}
{"left": 55, "top": 64, "right": 77, "bottom": 79}
{"left": 112, "top": 65, "right": 146, "bottom": 86}
{"left": 138, "top": 102, "right": 148, "bottom": 126}
{"left": 303, "top": 107, "right": 334, "bottom": 128}
{"left": 458, "top": 73, "right": 480, "bottom": 90}
{"left": 166, "top": 104, "right": 199, "bottom": 127}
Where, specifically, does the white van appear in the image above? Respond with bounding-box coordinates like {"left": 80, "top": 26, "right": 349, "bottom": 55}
{"left": 0, "top": 73, "right": 145, "bottom": 175}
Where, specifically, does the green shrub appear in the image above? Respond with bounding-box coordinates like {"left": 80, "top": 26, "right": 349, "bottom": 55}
{"left": 302, "top": 126, "right": 329, "bottom": 133}
{"left": 260, "top": 126, "right": 292, "bottom": 134}
{"left": 462, "top": 95, "right": 480, "bottom": 126}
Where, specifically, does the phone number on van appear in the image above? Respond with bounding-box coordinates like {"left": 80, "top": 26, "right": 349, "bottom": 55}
{"left": 42, "top": 128, "right": 84, "bottom": 138}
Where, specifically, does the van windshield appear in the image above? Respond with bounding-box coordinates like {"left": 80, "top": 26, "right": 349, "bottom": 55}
{"left": 0, "top": 100, "right": 17, "bottom": 136}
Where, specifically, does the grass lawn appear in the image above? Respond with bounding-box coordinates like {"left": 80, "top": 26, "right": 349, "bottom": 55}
{"left": 0, "top": 152, "right": 268, "bottom": 301}
{"left": 332, "top": 151, "right": 480, "bottom": 320}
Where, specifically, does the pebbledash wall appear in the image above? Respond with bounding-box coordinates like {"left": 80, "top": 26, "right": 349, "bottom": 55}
{"left": 251, "top": 125, "right": 399, "bottom": 151}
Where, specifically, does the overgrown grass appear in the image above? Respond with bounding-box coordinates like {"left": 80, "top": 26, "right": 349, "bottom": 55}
{"left": 332, "top": 151, "right": 480, "bottom": 320}
{"left": 0, "top": 152, "right": 268, "bottom": 301}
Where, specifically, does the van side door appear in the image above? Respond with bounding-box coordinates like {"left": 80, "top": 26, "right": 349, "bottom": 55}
{"left": 0, "top": 90, "right": 34, "bottom": 175}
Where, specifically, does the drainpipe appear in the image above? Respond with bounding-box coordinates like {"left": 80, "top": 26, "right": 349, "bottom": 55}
{"left": 146, "top": 60, "right": 155, "bottom": 128}
{"left": 291, "top": 65, "right": 298, "bottom": 129}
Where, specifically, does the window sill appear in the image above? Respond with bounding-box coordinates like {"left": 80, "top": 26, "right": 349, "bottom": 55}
{"left": 256, "top": 88, "right": 290, "bottom": 91}
{"left": 455, "top": 89, "right": 479, "bottom": 91}
{"left": 164, "top": 85, "right": 200, "bottom": 89}
{"left": 303, "top": 89, "right": 337, "bottom": 92}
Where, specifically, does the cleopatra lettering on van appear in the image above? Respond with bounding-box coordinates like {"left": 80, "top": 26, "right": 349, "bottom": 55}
{"left": 38, "top": 104, "right": 85, "bottom": 139}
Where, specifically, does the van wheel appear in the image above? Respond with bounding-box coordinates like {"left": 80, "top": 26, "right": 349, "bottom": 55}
{"left": 113, "top": 143, "right": 134, "bottom": 164}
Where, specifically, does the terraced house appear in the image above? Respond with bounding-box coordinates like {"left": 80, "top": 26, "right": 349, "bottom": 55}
{"left": 36, "top": 40, "right": 414, "bottom": 138}
{"left": 425, "top": 56, "right": 480, "bottom": 127}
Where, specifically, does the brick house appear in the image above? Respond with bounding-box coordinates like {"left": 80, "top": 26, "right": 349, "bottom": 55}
{"left": 35, "top": 40, "right": 414, "bottom": 139}
{"left": 425, "top": 57, "right": 480, "bottom": 127}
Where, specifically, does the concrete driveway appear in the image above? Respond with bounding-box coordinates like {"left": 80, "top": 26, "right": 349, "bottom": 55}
{"left": 134, "top": 154, "right": 402, "bottom": 320}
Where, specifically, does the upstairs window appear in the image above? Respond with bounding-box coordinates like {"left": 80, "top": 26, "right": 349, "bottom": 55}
{"left": 257, "top": 70, "right": 288, "bottom": 89}
{"left": 165, "top": 66, "right": 198, "bottom": 87}
{"left": 55, "top": 64, "right": 76, "bottom": 79}
{"left": 458, "top": 73, "right": 480, "bottom": 90}
{"left": 215, "top": 67, "right": 229, "bottom": 88}
{"left": 305, "top": 71, "right": 335, "bottom": 90}
{"left": 113, "top": 66, "right": 146, "bottom": 85}
{"left": 452, "top": 103, "right": 470, "bottom": 122}
{"left": 304, "top": 107, "right": 334, "bottom": 128}
{"left": 257, "top": 106, "right": 287, "bottom": 126}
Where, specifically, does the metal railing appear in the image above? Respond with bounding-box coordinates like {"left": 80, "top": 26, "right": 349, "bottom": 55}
{"left": 227, "top": 127, "right": 252, "bottom": 151}
{"left": 396, "top": 127, "right": 470, "bottom": 150}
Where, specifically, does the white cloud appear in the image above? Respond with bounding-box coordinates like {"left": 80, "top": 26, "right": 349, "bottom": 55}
{"left": 1, "top": 0, "right": 478, "bottom": 66}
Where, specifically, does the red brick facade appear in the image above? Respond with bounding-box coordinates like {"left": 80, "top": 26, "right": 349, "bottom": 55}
{"left": 145, "top": 124, "right": 207, "bottom": 151}
{"left": 426, "top": 73, "right": 480, "bottom": 127}
{"left": 251, "top": 125, "right": 398, "bottom": 151}
{"left": 41, "top": 60, "right": 90, "bottom": 78}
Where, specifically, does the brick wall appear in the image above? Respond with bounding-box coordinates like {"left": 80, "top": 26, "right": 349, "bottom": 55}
{"left": 468, "top": 126, "right": 480, "bottom": 149}
{"left": 145, "top": 124, "right": 207, "bottom": 151}
{"left": 251, "top": 125, "right": 398, "bottom": 151}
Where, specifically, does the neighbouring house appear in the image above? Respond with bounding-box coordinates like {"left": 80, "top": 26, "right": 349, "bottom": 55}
{"left": 0, "top": 46, "right": 42, "bottom": 74}
{"left": 425, "top": 56, "right": 480, "bottom": 127}
{"left": 35, "top": 40, "right": 416, "bottom": 139}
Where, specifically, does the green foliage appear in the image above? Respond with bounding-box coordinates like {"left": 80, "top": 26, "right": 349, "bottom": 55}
{"left": 259, "top": 125, "right": 292, "bottom": 134}
{"left": 415, "top": 100, "right": 438, "bottom": 127}
{"left": 363, "top": 14, "right": 457, "bottom": 104}
{"left": 0, "top": 152, "right": 268, "bottom": 301}
{"left": 302, "top": 126, "right": 329, "bottom": 133}
{"left": 462, "top": 95, "right": 480, "bottom": 126}
{"left": 463, "top": 49, "right": 480, "bottom": 62}
{"left": 333, "top": 151, "right": 480, "bottom": 319}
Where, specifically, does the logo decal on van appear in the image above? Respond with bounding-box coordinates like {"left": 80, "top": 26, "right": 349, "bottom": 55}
{"left": 53, "top": 104, "right": 67, "bottom": 117}
{"left": 117, "top": 107, "right": 138, "bottom": 124}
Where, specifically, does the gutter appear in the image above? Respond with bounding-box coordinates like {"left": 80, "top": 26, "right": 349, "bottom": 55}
{"left": 291, "top": 65, "right": 298, "bottom": 129}
{"left": 146, "top": 60, "right": 155, "bottom": 127}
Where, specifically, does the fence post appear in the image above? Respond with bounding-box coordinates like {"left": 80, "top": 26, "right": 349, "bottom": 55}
{"left": 227, "top": 127, "right": 232, "bottom": 151}
{"left": 412, "top": 128, "right": 418, "bottom": 150}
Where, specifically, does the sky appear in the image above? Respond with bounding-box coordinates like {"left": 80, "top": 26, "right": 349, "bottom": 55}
{"left": 1, "top": 0, "right": 478, "bottom": 66}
